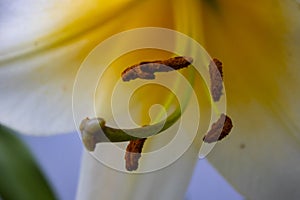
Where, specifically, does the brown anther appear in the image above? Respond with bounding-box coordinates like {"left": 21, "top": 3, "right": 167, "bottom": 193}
{"left": 125, "top": 138, "right": 147, "bottom": 171}
{"left": 121, "top": 56, "right": 193, "bottom": 81}
{"left": 209, "top": 58, "right": 223, "bottom": 102}
{"left": 122, "top": 56, "right": 193, "bottom": 171}
{"left": 203, "top": 114, "right": 233, "bottom": 143}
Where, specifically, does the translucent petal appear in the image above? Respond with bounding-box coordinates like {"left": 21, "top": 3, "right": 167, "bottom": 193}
{"left": 200, "top": 0, "right": 300, "bottom": 198}
{"left": 0, "top": 0, "right": 176, "bottom": 135}
{"left": 77, "top": 125, "right": 203, "bottom": 200}
{"left": 0, "top": 0, "right": 135, "bottom": 57}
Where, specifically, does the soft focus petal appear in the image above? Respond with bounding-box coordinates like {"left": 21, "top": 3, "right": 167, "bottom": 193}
{"left": 0, "top": 0, "right": 134, "bottom": 57}
{"left": 199, "top": 0, "right": 300, "bottom": 199}
{"left": 4, "top": 0, "right": 299, "bottom": 199}
{"left": 75, "top": 1, "right": 210, "bottom": 200}
{"left": 77, "top": 129, "right": 202, "bottom": 200}
{"left": 0, "top": 0, "right": 176, "bottom": 135}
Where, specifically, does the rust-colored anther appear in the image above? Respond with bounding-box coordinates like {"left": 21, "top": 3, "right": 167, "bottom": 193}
{"left": 209, "top": 58, "right": 223, "bottom": 102}
{"left": 121, "top": 56, "right": 193, "bottom": 81}
{"left": 122, "top": 56, "right": 193, "bottom": 171}
{"left": 203, "top": 114, "right": 233, "bottom": 143}
{"left": 125, "top": 138, "right": 147, "bottom": 171}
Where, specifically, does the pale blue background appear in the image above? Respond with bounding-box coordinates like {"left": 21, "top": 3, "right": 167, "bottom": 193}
{"left": 21, "top": 133, "right": 243, "bottom": 200}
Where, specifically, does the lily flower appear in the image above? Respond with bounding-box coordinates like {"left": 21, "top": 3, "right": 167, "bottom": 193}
{"left": 1, "top": 0, "right": 300, "bottom": 200}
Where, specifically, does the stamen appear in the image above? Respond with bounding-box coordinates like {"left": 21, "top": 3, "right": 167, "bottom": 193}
{"left": 80, "top": 56, "right": 193, "bottom": 171}
{"left": 121, "top": 56, "right": 193, "bottom": 81}
{"left": 124, "top": 138, "right": 147, "bottom": 171}
{"left": 122, "top": 56, "right": 192, "bottom": 170}
{"left": 209, "top": 58, "right": 223, "bottom": 102}
{"left": 203, "top": 114, "right": 233, "bottom": 143}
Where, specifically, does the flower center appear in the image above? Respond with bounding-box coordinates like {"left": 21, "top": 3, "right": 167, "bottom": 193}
{"left": 79, "top": 56, "right": 233, "bottom": 171}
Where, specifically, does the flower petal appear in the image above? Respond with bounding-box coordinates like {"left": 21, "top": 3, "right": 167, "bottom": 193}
{"left": 208, "top": 102, "right": 300, "bottom": 199}
{"left": 0, "top": 0, "right": 135, "bottom": 58}
{"left": 76, "top": 129, "right": 202, "bottom": 200}
{"left": 200, "top": 0, "right": 300, "bottom": 198}
{"left": 0, "top": 0, "right": 177, "bottom": 135}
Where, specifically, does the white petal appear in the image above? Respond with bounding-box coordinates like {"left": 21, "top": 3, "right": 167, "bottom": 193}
{"left": 76, "top": 77, "right": 204, "bottom": 199}
{"left": 0, "top": 40, "right": 86, "bottom": 135}
{"left": 0, "top": 0, "right": 134, "bottom": 58}
{"left": 208, "top": 102, "right": 300, "bottom": 199}
{"left": 76, "top": 136, "right": 201, "bottom": 200}
{"left": 206, "top": 1, "right": 300, "bottom": 198}
{"left": 0, "top": 0, "right": 177, "bottom": 135}
{"left": 0, "top": 0, "right": 135, "bottom": 135}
